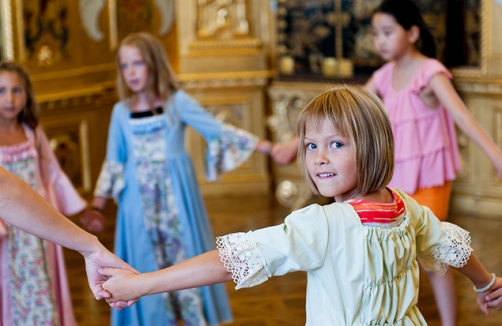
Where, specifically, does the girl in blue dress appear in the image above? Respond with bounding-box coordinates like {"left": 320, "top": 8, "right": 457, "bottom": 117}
{"left": 81, "top": 32, "right": 273, "bottom": 326}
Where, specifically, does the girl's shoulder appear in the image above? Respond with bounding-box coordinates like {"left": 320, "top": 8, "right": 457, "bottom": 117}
{"left": 286, "top": 202, "right": 359, "bottom": 227}
{"left": 411, "top": 58, "right": 452, "bottom": 93}
{"left": 419, "top": 58, "right": 451, "bottom": 81}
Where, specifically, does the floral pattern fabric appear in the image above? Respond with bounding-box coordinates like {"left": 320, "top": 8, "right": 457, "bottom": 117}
{"left": 0, "top": 141, "right": 59, "bottom": 325}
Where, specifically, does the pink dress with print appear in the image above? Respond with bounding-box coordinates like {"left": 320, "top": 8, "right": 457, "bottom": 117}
{"left": 0, "top": 125, "right": 85, "bottom": 325}
{"left": 372, "top": 58, "right": 462, "bottom": 194}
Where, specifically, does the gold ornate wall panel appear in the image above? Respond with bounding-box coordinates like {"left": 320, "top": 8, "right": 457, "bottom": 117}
{"left": 176, "top": 0, "right": 272, "bottom": 74}
{"left": 181, "top": 77, "right": 271, "bottom": 196}
{"left": 176, "top": 0, "right": 273, "bottom": 196}
{"left": 0, "top": 0, "right": 179, "bottom": 93}
{"left": 450, "top": 78, "right": 502, "bottom": 218}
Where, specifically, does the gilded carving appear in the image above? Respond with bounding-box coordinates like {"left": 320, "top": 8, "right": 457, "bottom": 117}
{"left": 79, "top": 0, "right": 105, "bottom": 41}
{"left": 196, "top": 0, "right": 250, "bottom": 39}
{"left": 22, "top": 0, "right": 69, "bottom": 63}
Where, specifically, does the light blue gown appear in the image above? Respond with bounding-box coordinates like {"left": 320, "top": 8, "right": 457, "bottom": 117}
{"left": 95, "top": 90, "right": 258, "bottom": 326}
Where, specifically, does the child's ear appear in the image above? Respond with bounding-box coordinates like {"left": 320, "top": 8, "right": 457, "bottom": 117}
{"left": 408, "top": 25, "right": 420, "bottom": 44}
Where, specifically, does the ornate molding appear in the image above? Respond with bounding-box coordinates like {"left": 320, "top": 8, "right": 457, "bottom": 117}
{"left": 180, "top": 77, "right": 268, "bottom": 89}
{"left": 188, "top": 38, "right": 262, "bottom": 51}
{"left": 179, "top": 71, "right": 271, "bottom": 89}
{"left": 454, "top": 81, "right": 502, "bottom": 94}
{"left": 38, "top": 93, "right": 103, "bottom": 111}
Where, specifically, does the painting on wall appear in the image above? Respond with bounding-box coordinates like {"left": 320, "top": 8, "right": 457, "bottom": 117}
{"left": 23, "top": 0, "right": 69, "bottom": 66}
{"left": 275, "top": 0, "right": 483, "bottom": 78}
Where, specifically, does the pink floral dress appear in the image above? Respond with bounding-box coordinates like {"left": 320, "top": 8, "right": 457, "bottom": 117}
{"left": 0, "top": 126, "right": 83, "bottom": 326}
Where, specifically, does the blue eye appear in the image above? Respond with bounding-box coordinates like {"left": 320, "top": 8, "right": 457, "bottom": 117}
{"left": 120, "top": 63, "right": 127, "bottom": 70}
{"left": 306, "top": 143, "right": 316, "bottom": 150}
{"left": 134, "top": 61, "right": 144, "bottom": 67}
{"left": 13, "top": 87, "right": 22, "bottom": 94}
{"left": 331, "top": 141, "right": 343, "bottom": 149}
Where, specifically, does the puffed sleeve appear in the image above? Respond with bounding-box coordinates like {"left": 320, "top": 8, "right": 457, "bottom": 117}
{"left": 400, "top": 190, "right": 473, "bottom": 276}
{"left": 94, "top": 103, "right": 127, "bottom": 201}
{"left": 173, "top": 90, "right": 259, "bottom": 181}
{"left": 36, "top": 127, "right": 87, "bottom": 216}
{"left": 216, "top": 204, "right": 329, "bottom": 289}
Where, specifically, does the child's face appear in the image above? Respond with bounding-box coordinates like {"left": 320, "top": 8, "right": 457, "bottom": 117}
{"left": 0, "top": 71, "right": 26, "bottom": 124}
{"left": 119, "top": 45, "right": 149, "bottom": 95}
{"left": 371, "top": 13, "right": 413, "bottom": 61}
{"left": 304, "top": 119, "right": 358, "bottom": 202}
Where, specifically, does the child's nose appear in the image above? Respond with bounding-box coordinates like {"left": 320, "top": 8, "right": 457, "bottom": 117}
{"left": 315, "top": 151, "right": 328, "bottom": 165}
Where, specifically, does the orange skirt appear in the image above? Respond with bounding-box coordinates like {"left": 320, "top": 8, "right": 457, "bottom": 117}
{"left": 409, "top": 182, "right": 452, "bottom": 220}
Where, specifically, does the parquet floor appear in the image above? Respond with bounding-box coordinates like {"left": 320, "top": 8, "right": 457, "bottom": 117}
{"left": 65, "top": 194, "right": 502, "bottom": 325}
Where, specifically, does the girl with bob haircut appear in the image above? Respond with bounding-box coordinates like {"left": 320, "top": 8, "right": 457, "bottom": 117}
{"left": 99, "top": 86, "right": 502, "bottom": 325}
{"left": 81, "top": 32, "right": 274, "bottom": 326}
{"left": 296, "top": 87, "right": 395, "bottom": 197}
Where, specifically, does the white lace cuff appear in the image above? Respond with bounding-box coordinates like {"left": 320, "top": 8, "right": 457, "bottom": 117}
{"left": 205, "top": 124, "right": 258, "bottom": 182}
{"left": 419, "top": 222, "right": 473, "bottom": 276}
{"left": 94, "top": 161, "right": 125, "bottom": 202}
{"left": 216, "top": 232, "right": 270, "bottom": 289}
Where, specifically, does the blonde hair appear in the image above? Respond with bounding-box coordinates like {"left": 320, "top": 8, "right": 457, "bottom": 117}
{"left": 0, "top": 61, "right": 38, "bottom": 129}
{"left": 296, "top": 85, "right": 394, "bottom": 196}
{"left": 116, "top": 32, "right": 179, "bottom": 106}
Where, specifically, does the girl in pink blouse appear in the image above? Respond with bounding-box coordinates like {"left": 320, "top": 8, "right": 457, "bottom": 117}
{"left": 0, "top": 61, "right": 85, "bottom": 325}
{"left": 364, "top": 0, "right": 502, "bottom": 325}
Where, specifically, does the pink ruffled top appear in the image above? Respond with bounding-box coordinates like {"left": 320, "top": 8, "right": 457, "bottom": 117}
{"left": 0, "top": 140, "right": 37, "bottom": 164}
{"left": 372, "top": 58, "right": 461, "bottom": 194}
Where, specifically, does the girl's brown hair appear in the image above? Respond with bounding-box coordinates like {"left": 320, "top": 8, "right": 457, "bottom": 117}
{"left": 0, "top": 61, "right": 38, "bottom": 129}
{"left": 297, "top": 85, "right": 394, "bottom": 196}
{"left": 116, "top": 32, "right": 179, "bottom": 107}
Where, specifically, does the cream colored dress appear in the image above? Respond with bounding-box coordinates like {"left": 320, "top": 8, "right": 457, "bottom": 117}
{"left": 217, "top": 189, "right": 472, "bottom": 325}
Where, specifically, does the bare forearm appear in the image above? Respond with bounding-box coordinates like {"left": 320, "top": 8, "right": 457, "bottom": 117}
{"left": 0, "top": 167, "right": 100, "bottom": 255}
{"left": 457, "top": 254, "right": 493, "bottom": 289}
{"left": 141, "top": 250, "right": 232, "bottom": 296}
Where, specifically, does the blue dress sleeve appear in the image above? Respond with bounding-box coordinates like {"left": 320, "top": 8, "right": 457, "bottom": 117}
{"left": 172, "top": 90, "right": 259, "bottom": 181}
{"left": 94, "top": 103, "right": 127, "bottom": 201}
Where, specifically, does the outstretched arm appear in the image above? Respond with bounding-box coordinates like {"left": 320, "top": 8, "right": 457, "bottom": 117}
{"left": 430, "top": 74, "right": 502, "bottom": 179}
{"left": 101, "top": 250, "right": 232, "bottom": 303}
{"left": 456, "top": 253, "right": 502, "bottom": 315}
{"left": 0, "top": 167, "right": 137, "bottom": 306}
{"left": 270, "top": 136, "right": 299, "bottom": 165}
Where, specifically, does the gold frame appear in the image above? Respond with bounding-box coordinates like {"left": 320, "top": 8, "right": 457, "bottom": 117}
{"left": 42, "top": 118, "right": 92, "bottom": 194}
{"left": 0, "top": 0, "right": 120, "bottom": 58}
{"left": 451, "top": 0, "right": 489, "bottom": 77}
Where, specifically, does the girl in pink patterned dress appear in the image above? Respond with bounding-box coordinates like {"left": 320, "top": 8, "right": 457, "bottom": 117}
{"left": 0, "top": 61, "right": 86, "bottom": 325}
{"left": 364, "top": 0, "right": 502, "bottom": 325}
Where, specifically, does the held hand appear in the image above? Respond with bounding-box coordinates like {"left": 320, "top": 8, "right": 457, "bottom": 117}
{"left": 81, "top": 208, "right": 106, "bottom": 232}
{"left": 476, "top": 277, "right": 502, "bottom": 315}
{"left": 270, "top": 137, "right": 299, "bottom": 166}
{"left": 100, "top": 267, "right": 144, "bottom": 303}
{"left": 484, "top": 277, "right": 502, "bottom": 311}
{"left": 82, "top": 245, "right": 139, "bottom": 309}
